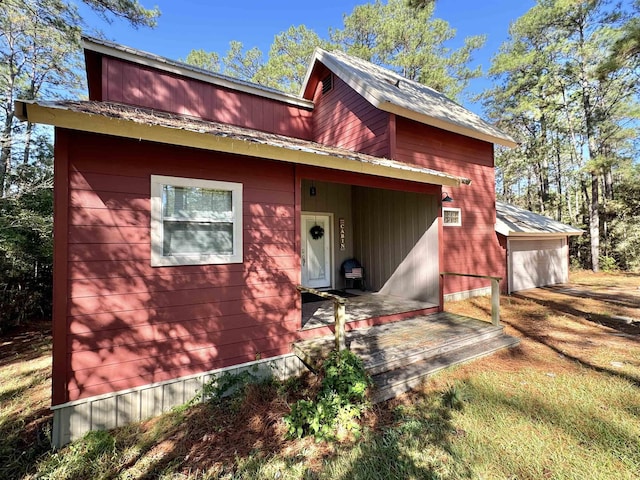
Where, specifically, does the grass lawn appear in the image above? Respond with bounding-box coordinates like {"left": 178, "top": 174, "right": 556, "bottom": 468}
{"left": 1, "top": 271, "right": 639, "bottom": 479}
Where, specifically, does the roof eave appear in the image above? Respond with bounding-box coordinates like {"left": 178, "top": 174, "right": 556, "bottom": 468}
{"left": 16, "top": 100, "right": 465, "bottom": 188}
{"left": 496, "top": 226, "right": 584, "bottom": 238}
{"left": 380, "top": 102, "right": 518, "bottom": 148}
{"left": 308, "top": 50, "right": 517, "bottom": 148}
{"left": 299, "top": 48, "right": 324, "bottom": 99}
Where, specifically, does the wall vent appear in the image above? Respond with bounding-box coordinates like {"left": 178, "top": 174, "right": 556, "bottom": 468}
{"left": 321, "top": 74, "right": 333, "bottom": 94}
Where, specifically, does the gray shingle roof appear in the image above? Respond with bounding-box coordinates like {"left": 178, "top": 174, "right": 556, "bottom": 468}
{"left": 301, "top": 48, "right": 517, "bottom": 148}
{"left": 495, "top": 202, "right": 583, "bottom": 237}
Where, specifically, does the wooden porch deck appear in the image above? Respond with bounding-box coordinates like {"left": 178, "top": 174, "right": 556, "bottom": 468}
{"left": 301, "top": 290, "right": 438, "bottom": 330}
{"left": 294, "top": 312, "right": 520, "bottom": 403}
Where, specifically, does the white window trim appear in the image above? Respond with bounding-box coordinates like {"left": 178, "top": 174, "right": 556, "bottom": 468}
{"left": 150, "top": 175, "right": 243, "bottom": 266}
{"left": 443, "top": 207, "right": 462, "bottom": 227}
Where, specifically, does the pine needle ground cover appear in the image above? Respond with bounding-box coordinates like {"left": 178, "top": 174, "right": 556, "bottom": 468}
{"left": 2, "top": 271, "right": 639, "bottom": 479}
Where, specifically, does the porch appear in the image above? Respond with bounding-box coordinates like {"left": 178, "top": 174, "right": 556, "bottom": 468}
{"left": 294, "top": 311, "right": 520, "bottom": 403}
{"left": 295, "top": 274, "right": 517, "bottom": 402}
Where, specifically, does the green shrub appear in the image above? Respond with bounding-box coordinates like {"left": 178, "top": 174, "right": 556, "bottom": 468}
{"left": 284, "top": 349, "right": 372, "bottom": 441}
{"left": 598, "top": 255, "right": 619, "bottom": 272}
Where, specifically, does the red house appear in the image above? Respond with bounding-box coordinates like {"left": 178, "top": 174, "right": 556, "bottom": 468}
{"left": 16, "top": 37, "right": 519, "bottom": 446}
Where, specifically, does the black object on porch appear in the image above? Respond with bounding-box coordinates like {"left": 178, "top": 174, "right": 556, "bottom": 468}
{"left": 341, "top": 258, "right": 365, "bottom": 290}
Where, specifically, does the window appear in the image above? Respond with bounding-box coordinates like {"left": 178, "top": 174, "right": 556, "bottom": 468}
{"left": 443, "top": 207, "right": 461, "bottom": 227}
{"left": 150, "top": 175, "right": 243, "bottom": 266}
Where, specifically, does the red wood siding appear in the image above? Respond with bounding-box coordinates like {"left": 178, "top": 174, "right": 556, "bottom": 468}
{"left": 395, "top": 117, "right": 507, "bottom": 294}
{"left": 56, "top": 130, "right": 300, "bottom": 403}
{"left": 310, "top": 67, "right": 390, "bottom": 157}
{"left": 97, "top": 56, "right": 313, "bottom": 139}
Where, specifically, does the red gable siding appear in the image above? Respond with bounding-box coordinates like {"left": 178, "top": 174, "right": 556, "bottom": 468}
{"left": 56, "top": 130, "right": 300, "bottom": 403}
{"left": 310, "top": 68, "right": 390, "bottom": 157}
{"left": 97, "top": 56, "right": 313, "bottom": 140}
{"left": 395, "top": 117, "right": 507, "bottom": 294}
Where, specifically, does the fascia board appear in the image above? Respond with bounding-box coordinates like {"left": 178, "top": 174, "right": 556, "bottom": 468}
{"left": 17, "top": 100, "right": 463, "bottom": 188}
{"left": 496, "top": 229, "right": 583, "bottom": 238}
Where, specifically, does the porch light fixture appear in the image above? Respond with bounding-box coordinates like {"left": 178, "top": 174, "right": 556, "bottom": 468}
{"left": 442, "top": 192, "right": 454, "bottom": 203}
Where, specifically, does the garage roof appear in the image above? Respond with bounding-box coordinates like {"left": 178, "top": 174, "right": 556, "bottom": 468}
{"left": 495, "top": 202, "right": 583, "bottom": 237}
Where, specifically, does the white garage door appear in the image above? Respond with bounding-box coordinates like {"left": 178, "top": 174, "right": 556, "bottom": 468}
{"left": 509, "top": 238, "right": 568, "bottom": 292}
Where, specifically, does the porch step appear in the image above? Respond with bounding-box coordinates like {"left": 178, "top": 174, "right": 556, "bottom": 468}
{"left": 370, "top": 334, "right": 521, "bottom": 404}
{"left": 291, "top": 312, "right": 521, "bottom": 403}
{"left": 354, "top": 324, "right": 505, "bottom": 376}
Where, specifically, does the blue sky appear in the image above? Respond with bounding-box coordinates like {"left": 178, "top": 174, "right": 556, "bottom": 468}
{"left": 79, "top": 0, "right": 536, "bottom": 113}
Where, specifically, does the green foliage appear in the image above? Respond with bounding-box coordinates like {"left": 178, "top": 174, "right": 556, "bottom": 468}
{"left": 0, "top": 172, "right": 53, "bottom": 331}
{"left": 254, "top": 25, "right": 330, "bottom": 93}
{"left": 79, "top": 0, "right": 160, "bottom": 28}
{"left": 222, "top": 40, "right": 264, "bottom": 80}
{"left": 182, "top": 49, "right": 220, "bottom": 72}
{"left": 598, "top": 255, "right": 619, "bottom": 272}
{"left": 284, "top": 349, "right": 371, "bottom": 441}
{"left": 194, "top": 367, "right": 263, "bottom": 407}
{"left": 183, "top": 0, "right": 483, "bottom": 98}
{"left": 332, "top": 0, "right": 485, "bottom": 100}
{"left": 441, "top": 383, "right": 466, "bottom": 411}
{"left": 487, "top": 0, "right": 640, "bottom": 272}
{"left": 38, "top": 430, "right": 117, "bottom": 479}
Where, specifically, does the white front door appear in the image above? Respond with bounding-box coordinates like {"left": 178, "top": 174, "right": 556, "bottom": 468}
{"left": 301, "top": 213, "right": 332, "bottom": 289}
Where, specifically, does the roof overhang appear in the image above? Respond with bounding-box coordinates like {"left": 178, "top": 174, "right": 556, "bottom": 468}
{"left": 301, "top": 49, "right": 518, "bottom": 149}
{"left": 16, "top": 100, "right": 469, "bottom": 188}
{"left": 495, "top": 224, "right": 584, "bottom": 238}
{"left": 499, "top": 231, "right": 583, "bottom": 239}
{"left": 82, "top": 36, "right": 314, "bottom": 110}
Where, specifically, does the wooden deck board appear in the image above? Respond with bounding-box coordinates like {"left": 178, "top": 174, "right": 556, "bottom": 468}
{"left": 301, "top": 291, "right": 438, "bottom": 329}
{"left": 293, "top": 311, "right": 520, "bottom": 400}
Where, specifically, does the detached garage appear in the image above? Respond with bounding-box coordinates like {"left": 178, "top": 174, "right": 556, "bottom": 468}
{"left": 496, "top": 202, "right": 583, "bottom": 293}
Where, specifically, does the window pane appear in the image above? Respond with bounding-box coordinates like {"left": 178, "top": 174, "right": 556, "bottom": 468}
{"left": 444, "top": 210, "right": 460, "bottom": 225}
{"left": 163, "top": 221, "right": 234, "bottom": 255}
{"left": 162, "top": 185, "right": 232, "bottom": 220}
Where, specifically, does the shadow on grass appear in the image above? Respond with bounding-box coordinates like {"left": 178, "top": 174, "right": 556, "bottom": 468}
{"left": 540, "top": 284, "right": 640, "bottom": 310}
{"left": 0, "top": 321, "right": 53, "bottom": 480}
{"left": 466, "top": 295, "right": 640, "bottom": 387}
{"left": 515, "top": 290, "right": 640, "bottom": 336}
{"left": 321, "top": 392, "right": 473, "bottom": 480}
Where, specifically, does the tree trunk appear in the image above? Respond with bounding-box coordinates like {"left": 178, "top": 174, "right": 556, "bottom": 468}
{"left": 23, "top": 121, "right": 33, "bottom": 165}
{"left": 604, "top": 168, "right": 613, "bottom": 200}
{"left": 0, "top": 111, "right": 14, "bottom": 198}
{"left": 590, "top": 172, "right": 600, "bottom": 272}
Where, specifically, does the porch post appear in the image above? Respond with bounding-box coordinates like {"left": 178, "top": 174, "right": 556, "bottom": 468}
{"left": 335, "top": 300, "right": 346, "bottom": 351}
{"left": 491, "top": 278, "right": 500, "bottom": 326}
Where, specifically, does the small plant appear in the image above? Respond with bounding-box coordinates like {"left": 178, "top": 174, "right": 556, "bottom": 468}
{"left": 284, "top": 349, "right": 372, "bottom": 441}
{"left": 441, "top": 383, "right": 466, "bottom": 411}
{"left": 193, "top": 368, "right": 261, "bottom": 408}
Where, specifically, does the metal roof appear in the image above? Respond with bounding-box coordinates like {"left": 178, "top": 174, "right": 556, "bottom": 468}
{"left": 495, "top": 201, "right": 583, "bottom": 237}
{"left": 15, "top": 100, "right": 470, "bottom": 188}
{"left": 301, "top": 48, "right": 518, "bottom": 148}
